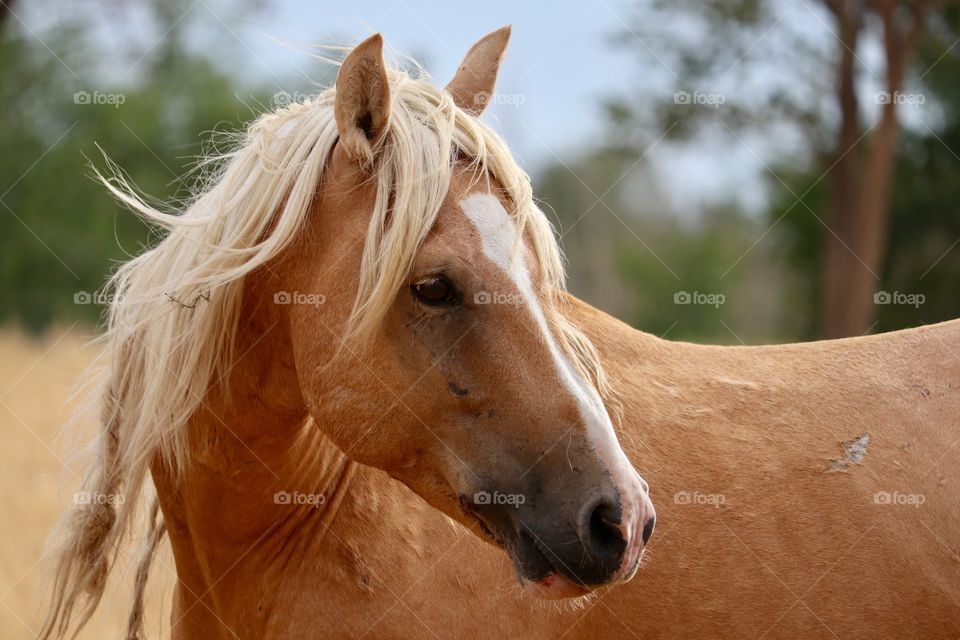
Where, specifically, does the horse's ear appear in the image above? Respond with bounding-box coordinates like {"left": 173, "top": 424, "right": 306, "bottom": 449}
{"left": 335, "top": 34, "right": 391, "bottom": 163}
{"left": 445, "top": 25, "right": 511, "bottom": 116}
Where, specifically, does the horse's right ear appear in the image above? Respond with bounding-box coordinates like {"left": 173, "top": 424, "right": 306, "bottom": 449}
{"left": 446, "top": 25, "right": 511, "bottom": 116}
{"left": 335, "top": 34, "right": 391, "bottom": 164}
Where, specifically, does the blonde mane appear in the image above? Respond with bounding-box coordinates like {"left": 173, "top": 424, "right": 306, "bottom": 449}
{"left": 41, "top": 59, "right": 611, "bottom": 639}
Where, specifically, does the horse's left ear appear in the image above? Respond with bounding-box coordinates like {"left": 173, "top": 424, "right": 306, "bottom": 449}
{"left": 445, "top": 25, "right": 511, "bottom": 116}
{"left": 335, "top": 33, "right": 391, "bottom": 163}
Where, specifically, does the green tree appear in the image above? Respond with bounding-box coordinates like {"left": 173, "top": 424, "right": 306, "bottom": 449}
{"left": 609, "top": 0, "right": 957, "bottom": 337}
{"left": 0, "top": 1, "right": 271, "bottom": 329}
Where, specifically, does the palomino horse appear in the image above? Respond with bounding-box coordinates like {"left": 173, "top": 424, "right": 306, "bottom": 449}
{"left": 42, "top": 28, "right": 959, "bottom": 640}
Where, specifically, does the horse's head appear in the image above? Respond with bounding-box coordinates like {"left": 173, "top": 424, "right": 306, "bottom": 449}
{"left": 279, "top": 29, "right": 654, "bottom": 598}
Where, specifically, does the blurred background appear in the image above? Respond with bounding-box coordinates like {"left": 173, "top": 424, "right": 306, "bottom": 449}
{"left": 1, "top": 0, "right": 959, "bottom": 636}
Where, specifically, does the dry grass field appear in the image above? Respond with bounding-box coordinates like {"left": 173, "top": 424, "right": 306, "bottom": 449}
{"left": 0, "top": 327, "right": 171, "bottom": 639}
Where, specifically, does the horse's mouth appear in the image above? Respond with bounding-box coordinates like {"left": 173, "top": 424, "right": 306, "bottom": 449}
{"left": 510, "top": 528, "right": 598, "bottom": 598}
{"left": 459, "top": 504, "right": 597, "bottom": 598}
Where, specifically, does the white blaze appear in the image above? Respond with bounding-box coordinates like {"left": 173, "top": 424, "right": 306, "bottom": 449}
{"left": 459, "top": 193, "right": 647, "bottom": 560}
{"left": 459, "top": 193, "right": 607, "bottom": 426}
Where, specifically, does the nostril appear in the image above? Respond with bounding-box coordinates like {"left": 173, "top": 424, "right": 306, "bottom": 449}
{"left": 642, "top": 515, "right": 656, "bottom": 545}
{"left": 582, "top": 497, "right": 625, "bottom": 557}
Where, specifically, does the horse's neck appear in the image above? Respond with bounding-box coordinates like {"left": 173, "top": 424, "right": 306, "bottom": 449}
{"left": 149, "top": 310, "right": 377, "bottom": 624}
{"left": 154, "top": 407, "right": 354, "bottom": 554}
{"left": 152, "top": 389, "right": 463, "bottom": 636}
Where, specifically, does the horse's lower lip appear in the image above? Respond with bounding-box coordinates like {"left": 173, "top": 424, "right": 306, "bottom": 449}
{"left": 521, "top": 573, "right": 592, "bottom": 599}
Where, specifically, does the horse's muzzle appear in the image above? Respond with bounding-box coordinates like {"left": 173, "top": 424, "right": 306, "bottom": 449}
{"left": 465, "top": 475, "right": 655, "bottom": 597}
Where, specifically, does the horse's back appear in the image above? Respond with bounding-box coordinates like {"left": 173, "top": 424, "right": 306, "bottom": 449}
{"left": 606, "top": 317, "right": 960, "bottom": 639}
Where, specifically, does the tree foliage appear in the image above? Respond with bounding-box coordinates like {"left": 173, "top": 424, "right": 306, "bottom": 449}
{"left": 0, "top": 2, "right": 271, "bottom": 330}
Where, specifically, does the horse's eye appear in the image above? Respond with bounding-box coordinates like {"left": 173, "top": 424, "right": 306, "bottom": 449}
{"left": 411, "top": 276, "right": 458, "bottom": 307}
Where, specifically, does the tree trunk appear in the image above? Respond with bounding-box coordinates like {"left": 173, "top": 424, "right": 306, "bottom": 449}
{"left": 821, "top": 0, "right": 864, "bottom": 338}
{"left": 821, "top": 0, "right": 928, "bottom": 338}
{"left": 0, "top": 1, "right": 17, "bottom": 27}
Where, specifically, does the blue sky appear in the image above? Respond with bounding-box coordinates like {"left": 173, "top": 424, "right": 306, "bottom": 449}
{"left": 22, "top": 0, "right": 867, "bottom": 216}
{"left": 227, "top": 0, "right": 771, "bottom": 213}
{"left": 223, "top": 0, "right": 642, "bottom": 171}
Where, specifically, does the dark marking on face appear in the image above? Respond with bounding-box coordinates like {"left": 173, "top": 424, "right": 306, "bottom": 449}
{"left": 447, "top": 382, "right": 469, "bottom": 397}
